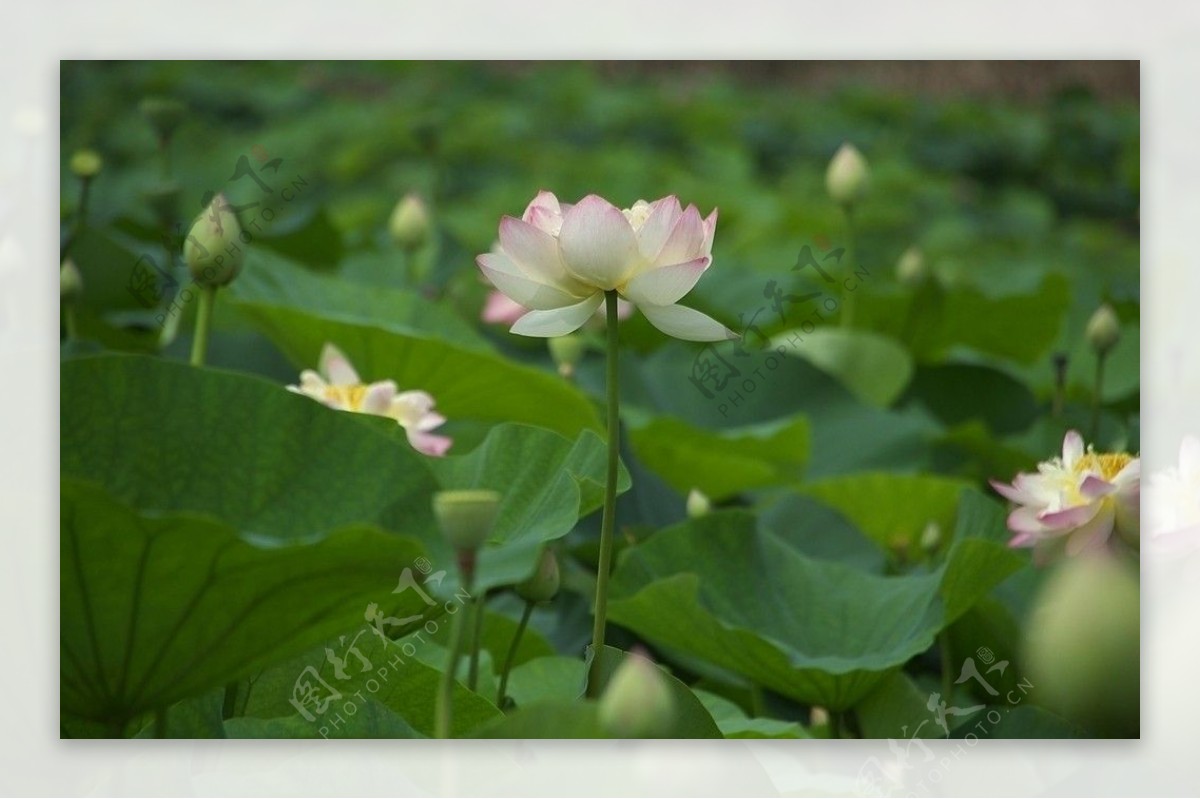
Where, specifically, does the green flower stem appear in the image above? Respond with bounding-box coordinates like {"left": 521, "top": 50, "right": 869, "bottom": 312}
{"left": 189, "top": 285, "right": 217, "bottom": 367}
{"left": 749, "top": 684, "right": 766, "bottom": 718}
{"left": 496, "top": 600, "right": 535, "bottom": 707}
{"left": 939, "top": 631, "right": 953, "bottom": 703}
{"left": 1090, "top": 351, "right": 1108, "bottom": 442}
{"left": 222, "top": 681, "right": 239, "bottom": 720}
{"left": 840, "top": 203, "right": 858, "bottom": 329}
{"left": 63, "top": 305, "right": 78, "bottom": 341}
{"left": 586, "top": 289, "right": 622, "bottom": 698}
{"left": 435, "top": 563, "right": 473, "bottom": 739}
{"left": 829, "top": 710, "right": 843, "bottom": 739}
{"left": 467, "top": 592, "right": 485, "bottom": 691}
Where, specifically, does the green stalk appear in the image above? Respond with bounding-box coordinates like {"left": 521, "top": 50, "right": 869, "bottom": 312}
{"left": 1090, "top": 351, "right": 1107, "bottom": 443}
{"left": 189, "top": 285, "right": 217, "bottom": 366}
{"left": 496, "top": 600, "right": 535, "bottom": 707}
{"left": 829, "top": 711, "right": 843, "bottom": 739}
{"left": 466, "top": 593, "right": 485, "bottom": 691}
{"left": 221, "top": 682, "right": 238, "bottom": 720}
{"left": 63, "top": 305, "right": 78, "bottom": 341}
{"left": 586, "top": 289, "right": 622, "bottom": 698}
{"left": 435, "top": 568, "right": 472, "bottom": 739}
{"left": 939, "top": 632, "right": 954, "bottom": 703}
{"left": 840, "top": 204, "right": 857, "bottom": 328}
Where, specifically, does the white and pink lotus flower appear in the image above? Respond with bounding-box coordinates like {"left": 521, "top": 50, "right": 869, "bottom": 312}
{"left": 288, "top": 343, "right": 452, "bottom": 457}
{"left": 990, "top": 430, "right": 1139, "bottom": 562}
{"left": 476, "top": 191, "right": 733, "bottom": 341}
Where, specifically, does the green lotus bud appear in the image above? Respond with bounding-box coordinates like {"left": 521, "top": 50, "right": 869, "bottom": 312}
{"left": 825, "top": 143, "right": 869, "bottom": 207}
{"left": 138, "top": 97, "right": 187, "bottom": 141}
{"left": 69, "top": 149, "right": 103, "bottom": 180}
{"left": 896, "top": 246, "right": 927, "bottom": 286}
{"left": 432, "top": 489, "right": 501, "bottom": 552}
{"left": 1086, "top": 304, "right": 1120, "bottom": 356}
{"left": 142, "top": 181, "right": 181, "bottom": 225}
{"left": 548, "top": 334, "right": 585, "bottom": 378}
{"left": 183, "top": 194, "right": 245, "bottom": 288}
{"left": 60, "top": 258, "right": 83, "bottom": 302}
{"left": 686, "top": 488, "right": 711, "bottom": 518}
{"left": 1023, "top": 555, "right": 1139, "bottom": 737}
{"left": 919, "top": 520, "right": 941, "bottom": 554}
{"left": 389, "top": 192, "right": 431, "bottom": 251}
{"left": 516, "top": 548, "right": 560, "bottom": 603}
{"left": 598, "top": 651, "right": 675, "bottom": 738}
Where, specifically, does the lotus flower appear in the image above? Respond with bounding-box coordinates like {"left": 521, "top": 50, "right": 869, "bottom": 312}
{"left": 1147, "top": 434, "right": 1200, "bottom": 553}
{"left": 476, "top": 192, "right": 733, "bottom": 340}
{"left": 990, "top": 430, "right": 1139, "bottom": 561}
{"left": 288, "top": 343, "right": 452, "bottom": 457}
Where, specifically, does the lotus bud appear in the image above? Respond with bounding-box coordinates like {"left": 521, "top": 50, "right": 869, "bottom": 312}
{"left": 69, "top": 149, "right": 103, "bottom": 180}
{"left": 183, "top": 194, "right": 245, "bottom": 288}
{"left": 516, "top": 548, "right": 560, "bottom": 603}
{"left": 1086, "top": 304, "right": 1120, "bottom": 356}
{"left": 810, "top": 706, "right": 830, "bottom": 728}
{"left": 686, "top": 488, "right": 711, "bottom": 518}
{"left": 1024, "top": 554, "right": 1139, "bottom": 737}
{"left": 389, "top": 192, "right": 431, "bottom": 251}
{"left": 919, "top": 521, "right": 941, "bottom": 554}
{"left": 60, "top": 258, "right": 83, "bottom": 302}
{"left": 432, "top": 489, "right": 501, "bottom": 553}
{"left": 597, "top": 651, "right": 675, "bottom": 738}
{"left": 825, "top": 143, "right": 869, "bottom": 207}
{"left": 548, "top": 334, "right": 585, "bottom": 378}
{"left": 896, "top": 246, "right": 927, "bottom": 286}
{"left": 138, "top": 97, "right": 187, "bottom": 142}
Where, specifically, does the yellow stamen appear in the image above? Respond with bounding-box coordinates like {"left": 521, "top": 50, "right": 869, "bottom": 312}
{"left": 324, "top": 384, "right": 369, "bottom": 411}
{"left": 1074, "top": 451, "right": 1133, "bottom": 480}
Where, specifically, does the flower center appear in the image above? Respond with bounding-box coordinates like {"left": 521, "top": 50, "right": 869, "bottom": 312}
{"left": 622, "top": 201, "right": 653, "bottom": 231}
{"left": 324, "top": 384, "right": 369, "bottom": 411}
{"left": 1074, "top": 451, "right": 1133, "bottom": 480}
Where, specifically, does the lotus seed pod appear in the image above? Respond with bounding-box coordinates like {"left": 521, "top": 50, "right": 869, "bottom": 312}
{"left": 183, "top": 194, "right": 245, "bottom": 288}
{"left": 1086, "top": 304, "right": 1120, "bottom": 356}
{"left": 597, "top": 651, "right": 675, "bottom": 738}
{"left": 69, "top": 149, "right": 103, "bottom": 180}
{"left": 389, "top": 192, "right": 432, "bottom": 251}
{"left": 432, "top": 489, "right": 501, "bottom": 552}
{"left": 516, "top": 548, "right": 560, "bottom": 603}
{"left": 138, "top": 97, "right": 187, "bottom": 141}
{"left": 825, "top": 143, "right": 869, "bottom": 207}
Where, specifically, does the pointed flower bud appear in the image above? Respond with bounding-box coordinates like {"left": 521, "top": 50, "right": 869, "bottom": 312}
{"left": 896, "top": 246, "right": 927, "bottom": 286}
{"left": 686, "top": 488, "right": 711, "bottom": 518}
{"left": 389, "top": 192, "right": 431, "bottom": 251}
{"left": 69, "top": 149, "right": 103, "bottom": 180}
{"left": 60, "top": 258, "right": 83, "bottom": 302}
{"left": 825, "top": 143, "right": 869, "bottom": 207}
{"left": 547, "top": 334, "right": 585, "bottom": 378}
{"left": 516, "top": 548, "right": 560, "bottom": 603}
{"left": 184, "top": 194, "right": 245, "bottom": 288}
{"left": 138, "top": 97, "right": 187, "bottom": 142}
{"left": 598, "top": 650, "right": 675, "bottom": 738}
{"left": 432, "top": 489, "right": 501, "bottom": 553}
{"left": 1086, "top": 304, "right": 1120, "bottom": 356}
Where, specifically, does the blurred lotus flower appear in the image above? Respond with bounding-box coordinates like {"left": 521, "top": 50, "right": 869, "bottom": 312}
{"left": 990, "top": 430, "right": 1139, "bottom": 562}
{"left": 686, "top": 488, "right": 711, "bottom": 518}
{"left": 389, "top": 192, "right": 432, "bottom": 251}
{"left": 288, "top": 343, "right": 451, "bottom": 456}
{"left": 1147, "top": 435, "right": 1200, "bottom": 552}
{"left": 476, "top": 191, "right": 733, "bottom": 341}
{"left": 825, "top": 143, "right": 869, "bottom": 206}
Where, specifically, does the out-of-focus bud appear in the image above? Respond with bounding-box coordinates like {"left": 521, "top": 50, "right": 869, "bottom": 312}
{"left": 69, "top": 149, "right": 103, "bottom": 180}
{"left": 183, "top": 194, "right": 245, "bottom": 288}
{"left": 1086, "top": 304, "right": 1120, "bottom": 356}
{"left": 432, "top": 489, "right": 501, "bottom": 553}
{"left": 810, "top": 706, "right": 830, "bottom": 728}
{"left": 138, "top": 97, "right": 187, "bottom": 142}
{"left": 896, "top": 246, "right": 927, "bottom": 286}
{"left": 825, "top": 143, "right": 869, "bottom": 207}
{"left": 597, "top": 650, "right": 675, "bottom": 738}
{"left": 548, "top": 334, "right": 585, "bottom": 378}
{"left": 1023, "top": 554, "right": 1139, "bottom": 737}
{"left": 919, "top": 521, "right": 941, "bottom": 554}
{"left": 686, "top": 488, "right": 711, "bottom": 518}
{"left": 60, "top": 259, "right": 83, "bottom": 302}
{"left": 516, "top": 548, "right": 560, "bottom": 603}
{"left": 389, "top": 192, "right": 432, "bottom": 251}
